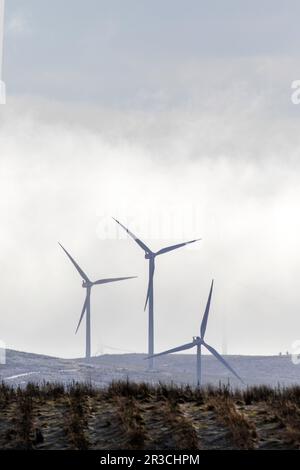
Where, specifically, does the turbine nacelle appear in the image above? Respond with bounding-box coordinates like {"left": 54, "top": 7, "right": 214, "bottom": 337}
{"left": 145, "top": 252, "right": 155, "bottom": 260}
{"left": 82, "top": 280, "right": 93, "bottom": 288}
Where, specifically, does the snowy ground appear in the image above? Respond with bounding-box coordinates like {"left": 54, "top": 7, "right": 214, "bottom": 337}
{"left": 0, "top": 350, "right": 299, "bottom": 389}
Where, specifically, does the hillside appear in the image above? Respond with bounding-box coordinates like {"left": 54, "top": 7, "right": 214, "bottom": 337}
{"left": 0, "top": 381, "right": 300, "bottom": 450}
{"left": 0, "top": 349, "right": 299, "bottom": 389}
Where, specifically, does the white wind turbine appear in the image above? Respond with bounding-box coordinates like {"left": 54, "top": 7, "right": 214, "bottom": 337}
{"left": 148, "top": 280, "right": 244, "bottom": 385}
{"left": 59, "top": 243, "right": 136, "bottom": 360}
{"left": 113, "top": 218, "right": 201, "bottom": 369}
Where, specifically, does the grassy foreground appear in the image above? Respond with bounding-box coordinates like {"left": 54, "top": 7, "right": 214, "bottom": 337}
{"left": 0, "top": 380, "right": 300, "bottom": 450}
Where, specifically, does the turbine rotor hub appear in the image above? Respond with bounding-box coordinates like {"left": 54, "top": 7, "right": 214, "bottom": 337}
{"left": 82, "top": 281, "right": 92, "bottom": 288}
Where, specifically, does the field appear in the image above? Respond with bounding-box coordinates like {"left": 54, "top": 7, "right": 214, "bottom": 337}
{"left": 0, "top": 381, "right": 300, "bottom": 450}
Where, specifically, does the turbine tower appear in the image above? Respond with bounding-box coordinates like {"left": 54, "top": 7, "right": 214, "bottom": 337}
{"left": 113, "top": 218, "right": 201, "bottom": 369}
{"left": 148, "top": 280, "right": 244, "bottom": 385}
{"left": 59, "top": 243, "right": 136, "bottom": 360}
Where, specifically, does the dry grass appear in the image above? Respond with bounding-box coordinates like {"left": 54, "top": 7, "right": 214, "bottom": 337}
{"left": 113, "top": 396, "right": 147, "bottom": 449}
{"left": 206, "top": 395, "right": 257, "bottom": 449}
{"left": 158, "top": 398, "right": 200, "bottom": 449}
{"left": 270, "top": 399, "right": 300, "bottom": 448}
{"left": 63, "top": 384, "right": 95, "bottom": 450}
{"left": 15, "top": 392, "right": 35, "bottom": 449}
{"left": 0, "top": 381, "right": 299, "bottom": 449}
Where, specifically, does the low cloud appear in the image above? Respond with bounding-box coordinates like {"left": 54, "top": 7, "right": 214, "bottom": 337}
{"left": 0, "top": 92, "right": 299, "bottom": 358}
{"left": 6, "top": 11, "right": 31, "bottom": 37}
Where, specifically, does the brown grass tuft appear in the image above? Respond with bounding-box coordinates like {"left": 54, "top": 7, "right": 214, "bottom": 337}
{"left": 114, "top": 396, "right": 147, "bottom": 449}
{"left": 208, "top": 395, "right": 257, "bottom": 449}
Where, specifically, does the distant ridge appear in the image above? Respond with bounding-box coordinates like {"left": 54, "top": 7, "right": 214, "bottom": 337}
{"left": 0, "top": 349, "right": 297, "bottom": 389}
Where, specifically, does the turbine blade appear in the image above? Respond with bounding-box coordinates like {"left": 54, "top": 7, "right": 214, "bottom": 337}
{"left": 144, "top": 259, "right": 155, "bottom": 311}
{"left": 59, "top": 243, "right": 90, "bottom": 282}
{"left": 203, "top": 341, "right": 244, "bottom": 384}
{"left": 113, "top": 218, "right": 152, "bottom": 253}
{"left": 75, "top": 295, "right": 88, "bottom": 334}
{"left": 200, "top": 280, "right": 214, "bottom": 339}
{"left": 146, "top": 341, "right": 196, "bottom": 359}
{"left": 93, "top": 276, "right": 137, "bottom": 285}
{"left": 155, "top": 238, "right": 201, "bottom": 256}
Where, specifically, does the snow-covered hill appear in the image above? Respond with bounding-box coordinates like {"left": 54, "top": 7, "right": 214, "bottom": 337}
{"left": 0, "top": 349, "right": 298, "bottom": 388}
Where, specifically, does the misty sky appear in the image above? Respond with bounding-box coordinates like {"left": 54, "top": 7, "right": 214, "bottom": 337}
{"left": 0, "top": 1, "right": 300, "bottom": 358}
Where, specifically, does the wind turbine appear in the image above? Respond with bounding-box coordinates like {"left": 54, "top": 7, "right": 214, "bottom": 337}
{"left": 59, "top": 243, "right": 136, "bottom": 360}
{"left": 147, "top": 280, "right": 244, "bottom": 385}
{"left": 113, "top": 218, "right": 201, "bottom": 369}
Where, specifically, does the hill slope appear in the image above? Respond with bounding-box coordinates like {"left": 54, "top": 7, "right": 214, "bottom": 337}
{"left": 0, "top": 349, "right": 298, "bottom": 388}
{"left": 0, "top": 381, "right": 300, "bottom": 450}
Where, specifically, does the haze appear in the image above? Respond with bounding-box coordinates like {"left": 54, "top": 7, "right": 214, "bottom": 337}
{"left": 0, "top": 1, "right": 299, "bottom": 358}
